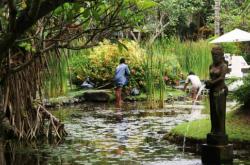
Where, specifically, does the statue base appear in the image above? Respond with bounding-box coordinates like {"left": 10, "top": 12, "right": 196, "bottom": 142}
{"left": 201, "top": 143, "right": 233, "bottom": 164}
{"left": 207, "top": 133, "right": 228, "bottom": 145}
{"left": 201, "top": 133, "right": 233, "bottom": 164}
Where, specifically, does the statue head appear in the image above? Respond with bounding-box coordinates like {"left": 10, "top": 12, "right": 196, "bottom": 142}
{"left": 211, "top": 46, "right": 224, "bottom": 64}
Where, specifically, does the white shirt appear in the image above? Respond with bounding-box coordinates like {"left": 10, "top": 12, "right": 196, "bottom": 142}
{"left": 185, "top": 75, "right": 201, "bottom": 88}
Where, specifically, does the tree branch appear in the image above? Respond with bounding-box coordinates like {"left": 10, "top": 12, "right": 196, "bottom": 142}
{"left": 7, "top": 0, "right": 17, "bottom": 32}
{"left": 0, "top": 0, "right": 74, "bottom": 63}
{"left": 58, "top": 43, "right": 98, "bottom": 50}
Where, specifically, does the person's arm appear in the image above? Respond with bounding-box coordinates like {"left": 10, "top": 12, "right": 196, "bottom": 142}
{"left": 183, "top": 82, "right": 188, "bottom": 91}
{"left": 183, "top": 76, "right": 190, "bottom": 91}
{"left": 125, "top": 65, "right": 130, "bottom": 76}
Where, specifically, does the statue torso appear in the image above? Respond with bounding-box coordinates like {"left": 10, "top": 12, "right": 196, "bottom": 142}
{"left": 209, "top": 63, "right": 227, "bottom": 92}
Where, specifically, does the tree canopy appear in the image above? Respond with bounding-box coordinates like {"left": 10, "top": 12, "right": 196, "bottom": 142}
{"left": 0, "top": 0, "right": 156, "bottom": 139}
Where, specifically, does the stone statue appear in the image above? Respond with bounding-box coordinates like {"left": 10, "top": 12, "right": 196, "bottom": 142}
{"left": 201, "top": 46, "right": 233, "bottom": 164}
{"left": 205, "top": 46, "right": 228, "bottom": 137}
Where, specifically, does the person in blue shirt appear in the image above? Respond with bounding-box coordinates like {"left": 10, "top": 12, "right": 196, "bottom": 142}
{"left": 114, "top": 58, "right": 130, "bottom": 107}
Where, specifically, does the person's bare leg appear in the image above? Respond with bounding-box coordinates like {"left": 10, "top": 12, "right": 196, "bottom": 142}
{"left": 115, "top": 87, "right": 122, "bottom": 108}
{"left": 191, "top": 88, "right": 197, "bottom": 103}
{"left": 192, "top": 92, "right": 196, "bottom": 103}
{"left": 115, "top": 88, "right": 119, "bottom": 107}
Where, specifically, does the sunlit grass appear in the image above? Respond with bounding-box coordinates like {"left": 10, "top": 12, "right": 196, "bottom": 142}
{"left": 170, "top": 38, "right": 212, "bottom": 80}
{"left": 171, "top": 110, "right": 250, "bottom": 142}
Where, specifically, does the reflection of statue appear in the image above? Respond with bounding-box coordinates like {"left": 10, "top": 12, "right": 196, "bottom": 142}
{"left": 205, "top": 46, "right": 228, "bottom": 143}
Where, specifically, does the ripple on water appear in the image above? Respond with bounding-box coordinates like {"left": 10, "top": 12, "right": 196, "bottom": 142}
{"left": 4, "top": 103, "right": 249, "bottom": 164}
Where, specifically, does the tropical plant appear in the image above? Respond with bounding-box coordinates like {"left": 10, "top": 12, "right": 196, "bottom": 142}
{"left": 234, "top": 74, "right": 250, "bottom": 110}
{"left": 43, "top": 51, "right": 69, "bottom": 97}
{"left": 0, "top": 0, "right": 156, "bottom": 140}
{"left": 144, "top": 39, "right": 181, "bottom": 108}
{"left": 170, "top": 38, "right": 212, "bottom": 80}
{"left": 69, "top": 39, "right": 145, "bottom": 88}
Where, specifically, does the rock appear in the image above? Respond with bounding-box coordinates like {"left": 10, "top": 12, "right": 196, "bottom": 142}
{"left": 82, "top": 90, "right": 112, "bottom": 102}
{"left": 177, "top": 96, "right": 186, "bottom": 101}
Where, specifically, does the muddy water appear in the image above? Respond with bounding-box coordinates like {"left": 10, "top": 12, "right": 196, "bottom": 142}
{"left": 2, "top": 102, "right": 250, "bottom": 165}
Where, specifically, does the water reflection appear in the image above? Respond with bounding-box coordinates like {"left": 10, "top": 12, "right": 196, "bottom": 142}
{"left": 113, "top": 109, "right": 128, "bottom": 155}
{"left": 1, "top": 102, "right": 250, "bottom": 165}
{"left": 0, "top": 141, "right": 48, "bottom": 165}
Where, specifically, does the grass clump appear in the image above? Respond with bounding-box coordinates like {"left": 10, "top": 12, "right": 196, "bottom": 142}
{"left": 171, "top": 110, "right": 250, "bottom": 142}
{"left": 172, "top": 118, "right": 210, "bottom": 140}
{"left": 171, "top": 39, "right": 212, "bottom": 80}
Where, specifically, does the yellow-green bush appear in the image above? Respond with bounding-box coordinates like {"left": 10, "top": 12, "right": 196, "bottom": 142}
{"left": 69, "top": 40, "right": 145, "bottom": 87}
{"left": 68, "top": 38, "right": 212, "bottom": 91}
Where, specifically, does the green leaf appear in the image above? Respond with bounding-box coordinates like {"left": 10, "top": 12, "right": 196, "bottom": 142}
{"left": 136, "top": 0, "right": 158, "bottom": 9}
{"left": 117, "top": 41, "right": 128, "bottom": 51}
{"left": 18, "top": 42, "right": 35, "bottom": 52}
{"left": 92, "top": 10, "right": 100, "bottom": 21}
{"left": 82, "top": 9, "right": 90, "bottom": 18}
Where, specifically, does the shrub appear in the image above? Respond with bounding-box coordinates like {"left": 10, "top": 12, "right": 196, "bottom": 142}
{"left": 234, "top": 74, "right": 250, "bottom": 109}
{"left": 68, "top": 40, "right": 145, "bottom": 88}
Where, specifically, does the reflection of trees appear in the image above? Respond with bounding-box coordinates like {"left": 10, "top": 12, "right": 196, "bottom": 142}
{"left": 0, "top": 140, "right": 49, "bottom": 165}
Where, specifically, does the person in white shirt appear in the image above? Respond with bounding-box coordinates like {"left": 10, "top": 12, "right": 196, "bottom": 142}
{"left": 183, "top": 71, "right": 202, "bottom": 101}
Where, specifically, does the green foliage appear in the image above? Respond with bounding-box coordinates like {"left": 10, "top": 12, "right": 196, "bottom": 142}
{"left": 203, "top": 0, "right": 250, "bottom": 35}
{"left": 134, "top": 0, "right": 158, "bottom": 10}
{"left": 170, "top": 38, "right": 212, "bottom": 80}
{"left": 143, "top": 39, "right": 183, "bottom": 82}
{"left": 18, "top": 42, "right": 35, "bottom": 52}
{"left": 43, "top": 52, "right": 69, "bottom": 97}
{"left": 172, "top": 118, "right": 210, "bottom": 140}
{"left": 220, "top": 42, "right": 241, "bottom": 55}
{"left": 67, "top": 48, "right": 91, "bottom": 85}
{"left": 68, "top": 40, "right": 145, "bottom": 88}
{"left": 51, "top": 0, "right": 156, "bottom": 34}
{"left": 234, "top": 74, "right": 250, "bottom": 109}
{"left": 144, "top": 39, "right": 187, "bottom": 108}
{"left": 142, "top": 0, "right": 205, "bottom": 36}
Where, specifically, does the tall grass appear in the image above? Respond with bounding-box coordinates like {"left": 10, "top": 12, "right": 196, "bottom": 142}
{"left": 67, "top": 48, "right": 90, "bottom": 82}
{"left": 144, "top": 40, "right": 175, "bottom": 108}
{"left": 170, "top": 38, "right": 212, "bottom": 80}
{"left": 143, "top": 38, "right": 212, "bottom": 108}
{"left": 43, "top": 50, "right": 69, "bottom": 98}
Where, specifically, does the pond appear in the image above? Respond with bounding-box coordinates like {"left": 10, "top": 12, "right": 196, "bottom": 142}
{"left": 1, "top": 102, "right": 250, "bottom": 165}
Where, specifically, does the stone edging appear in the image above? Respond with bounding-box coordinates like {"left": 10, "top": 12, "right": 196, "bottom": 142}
{"left": 163, "top": 132, "right": 250, "bottom": 150}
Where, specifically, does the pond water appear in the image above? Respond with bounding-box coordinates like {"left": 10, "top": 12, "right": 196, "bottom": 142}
{"left": 1, "top": 102, "right": 250, "bottom": 165}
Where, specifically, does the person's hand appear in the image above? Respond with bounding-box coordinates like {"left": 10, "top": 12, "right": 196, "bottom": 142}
{"left": 164, "top": 76, "right": 169, "bottom": 81}
{"left": 131, "top": 69, "right": 136, "bottom": 75}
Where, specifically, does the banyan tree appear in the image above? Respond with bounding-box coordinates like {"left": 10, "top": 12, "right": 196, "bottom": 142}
{"left": 0, "top": 0, "right": 153, "bottom": 140}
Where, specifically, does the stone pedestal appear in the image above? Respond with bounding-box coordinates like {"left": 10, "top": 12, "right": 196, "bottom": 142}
{"left": 201, "top": 133, "right": 233, "bottom": 164}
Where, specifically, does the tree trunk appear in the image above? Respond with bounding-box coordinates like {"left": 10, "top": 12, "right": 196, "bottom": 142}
{"left": 214, "top": 0, "right": 221, "bottom": 36}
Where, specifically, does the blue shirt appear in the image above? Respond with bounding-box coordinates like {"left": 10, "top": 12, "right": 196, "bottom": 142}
{"left": 114, "top": 63, "right": 130, "bottom": 86}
